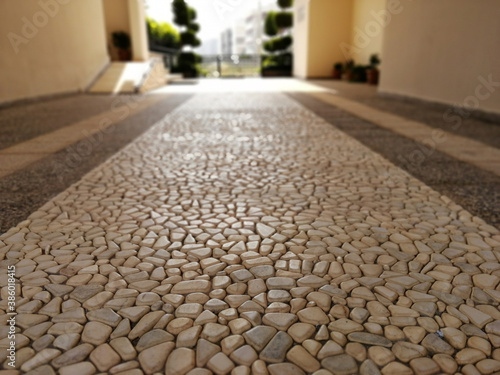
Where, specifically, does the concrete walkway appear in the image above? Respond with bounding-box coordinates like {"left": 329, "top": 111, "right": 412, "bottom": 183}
{"left": 308, "top": 91, "right": 500, "bottom": 176}
{"left": 1, "top": 85, "right": 500, "bottom": 375}
{"left": 0, "top": 95, "right": 166, "bottom": 178}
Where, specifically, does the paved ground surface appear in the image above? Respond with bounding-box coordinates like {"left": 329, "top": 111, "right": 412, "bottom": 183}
{"left": 0, "top": 95, "right": 122, "bottom": 150}
{"left": 0, "top": 94, "right": 192, "bottom": 232}
{"left": 290, "top": 93, "right": 500, "bottom": 227}
{"left": 309, "top": 80, "right": 500, "bottom": 149}
{"left": 1, "top": 86, "right": 500, "bottom": 375}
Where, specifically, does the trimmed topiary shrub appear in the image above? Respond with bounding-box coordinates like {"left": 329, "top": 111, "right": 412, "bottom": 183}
{"left": 275, "top": 12, "right": 293, "bottom": 29}
{"left": 180, "top": 31, "right": 200, "bottom": 47}
{"left": 278, "top": 0, "right": 293, "bottom": 8}
{"left": 261, "top": 0, "right": 294, "bottom": 77}
{"left": 264, "top": 12, "right": 278, "bottom": 37}
{"left": 172, "top": 0, "right": 201, "bottom": 77}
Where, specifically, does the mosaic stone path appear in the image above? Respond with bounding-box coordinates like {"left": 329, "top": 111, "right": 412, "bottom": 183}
{"left": 1, "top": 93, "right": 500, "bottom": 375}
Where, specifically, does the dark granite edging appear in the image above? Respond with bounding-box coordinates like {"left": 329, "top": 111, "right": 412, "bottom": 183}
{"left": 378, "top": 91, "right": 500, "bottom": 125}
{"left": 288, "top": 92, "right": 500, "bottom": 228}
{"left": 0, "top": 94, "right": 193, "bottom": 233}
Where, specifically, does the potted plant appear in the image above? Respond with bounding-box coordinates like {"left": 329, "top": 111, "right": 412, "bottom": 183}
{"left": 367, "top": 54, "right": 381, "bottom": 85}
{"left": 112, "top": 31, "right": 131, "bottom": 61}
{"left": 342, "top": 59, "right": 354, "bottom": 81}
{"left": 349, "top": 65, "right": 368, "bottom": 83}
{"left": 332, "top": 62, "right": 343, "bottom": 80}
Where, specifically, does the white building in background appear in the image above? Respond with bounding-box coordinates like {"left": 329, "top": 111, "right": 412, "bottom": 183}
{"left": 244, "top": 3, "right": 275, "bottom": 55}
{"left": 220, "top": 24, "right": 246, "bottom": 55}
{"left": 219, "top": 3, "right": 276, "bottom": 56}
{"left": 197, "top": 38, "right": 219, "bottom": 55}
{"left": 220, "top": 28, "right": 233, "bottom": 55}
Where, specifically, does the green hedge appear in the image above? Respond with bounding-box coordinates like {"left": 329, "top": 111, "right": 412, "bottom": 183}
{"left": 146, "top": 18, "right": 179, "bottom": 49}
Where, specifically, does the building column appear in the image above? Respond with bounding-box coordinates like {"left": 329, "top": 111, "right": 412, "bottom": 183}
{"left": 294, "top": 0, "right": 353, "bottom": 78}
{"left": 127, "top": 0, "right": 149, "bottom": 61}
{"left": 293, "top": 0, "right": 310, "bottom": 78}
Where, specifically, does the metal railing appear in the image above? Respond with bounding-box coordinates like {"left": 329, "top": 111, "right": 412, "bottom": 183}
{"left": 149, "top": 44, "right": 179, "bottom": 70}
{"left": 199, "top": 54, "right": 262, "bottom": 78}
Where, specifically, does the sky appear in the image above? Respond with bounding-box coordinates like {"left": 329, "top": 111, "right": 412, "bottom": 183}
{"left": 145, "top": 0, "right": 277, "bottom": 41}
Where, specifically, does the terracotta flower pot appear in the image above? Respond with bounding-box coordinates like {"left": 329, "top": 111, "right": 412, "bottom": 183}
{"left": 118, "top": 49, "right": 132, "bottom": 62}
{"left": 367, "top": 69, "right": 379, "bottom": 85}
{"left": 342, "top": 71, "right": 352, "bottom": 81}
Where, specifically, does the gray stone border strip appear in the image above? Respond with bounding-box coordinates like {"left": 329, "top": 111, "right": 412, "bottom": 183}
{"left": 0, "top": 94, "right": 193, "bottom": 233}
{"left": 288, "top": 92, "right": 500, "bottom": 228}
{"left": 308, "top": 92, "right": 500, "bottom": 177}
{"left": 0, "top": 94, "right": 167, "bottom": 178}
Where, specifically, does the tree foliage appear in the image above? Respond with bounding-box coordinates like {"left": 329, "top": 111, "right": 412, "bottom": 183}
{"left": 171, "top": 0, "right": 201, "bottom": 76}
{"left": 263, "top": 36, "right": 292, "bottom": 53}
{"left": 262, "top": 52, "right": 292, "bottom": 68}
{"left": 278, "top": 0, "right": 293, "bottom": 8}
{"left": 146, "top": 18, "right": 179, "bottom": 48}
{"left": 187, "top": 22, "right": 200, "bottom": 33}
{"left": 275, "top": 12, "right": 293, "bottom": 29}
{"left": 172, "top": 0, "right": 201, "bottom": 48}
{"left": 172, "top": 0, "right": 190, "bottom": 26}
{"left": 264, "top": 12, "right": 278, "bottom": 37}
{"left": 180, "top": 31, "right": 201, "bottom": 47}
{"left": 188, "top": 8, "right": 197, "bottom": 22}
{"left": 262, "top": 0, "right": 294, "bottom": 72}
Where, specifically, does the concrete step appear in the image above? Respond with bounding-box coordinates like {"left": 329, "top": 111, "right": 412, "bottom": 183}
{"left": 89, "top": 59, "right": 167, "bottom": 94}
{"left": 139, "top": 59, "right": 168, "bottom": 93}
{"left": 166, "top": 73, "right": 183, "bottom": 82}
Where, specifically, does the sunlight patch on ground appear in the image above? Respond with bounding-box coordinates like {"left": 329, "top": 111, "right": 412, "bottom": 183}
{"left": 150, "top": 78, "right": 336, "bottom": 94}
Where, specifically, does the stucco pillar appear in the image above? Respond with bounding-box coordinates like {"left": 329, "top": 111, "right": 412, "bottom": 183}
{"left": 127, "top": 0, "right": 149, "bottom": 61}
{"left": 293, "top": 0, "right": 310, "bottom": 79}
{"left": 294, "top": 0, "right": 353, "bottom": 78}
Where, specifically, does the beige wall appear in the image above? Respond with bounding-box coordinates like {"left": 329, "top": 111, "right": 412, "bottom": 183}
{"left": 307, "top": 0, "right": 352, "bottom": 78}
{"left": 0, "top": 0, "right": 109, "bottom": 105}
{"left": 103, "top": 0, "right": 131, "bottom": 61}
{"left": 379, "top": 0, "right": 500, "bottom": 115}
{"left": 294, "top": 0, "right": 353, "bottom": 78}
{"left": 294, "top": 0, "right": 386, "bottom": 78}
{"left": 127, "top": 0, "right": 149, "bottom": 61}
{"left": 349, "top": 0, "right": 386, "bottom": 65}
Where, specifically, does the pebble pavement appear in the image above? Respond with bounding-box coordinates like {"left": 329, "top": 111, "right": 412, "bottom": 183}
{"left": 1, "top": 92, "right": 500, "bottom": 375}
